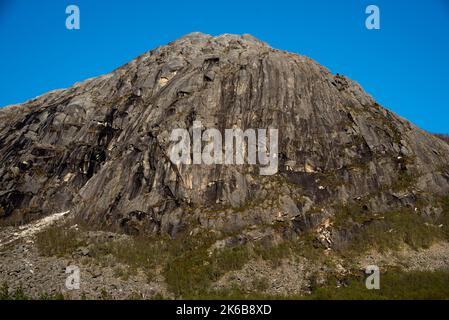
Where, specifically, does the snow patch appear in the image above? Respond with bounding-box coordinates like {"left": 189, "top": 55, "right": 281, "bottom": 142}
{"left": 0, "top": 210, "right": 70, "bottom": 248}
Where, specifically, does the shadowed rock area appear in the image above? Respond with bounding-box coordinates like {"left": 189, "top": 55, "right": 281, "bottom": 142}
{"left": 1, "top": 32, "right": 449, "bottom": 245}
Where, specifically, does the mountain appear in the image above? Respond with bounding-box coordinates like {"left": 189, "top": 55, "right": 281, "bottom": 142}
{"left": 1, "top": 32, "right": 448, "bottom": 236}
{"left": 1, "top": 32, "right": 449, "bottom": 299}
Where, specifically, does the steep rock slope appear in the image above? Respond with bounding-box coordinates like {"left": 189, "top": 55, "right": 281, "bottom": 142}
{"left": 1, "top": 32, "right": 448, "bottom": 242}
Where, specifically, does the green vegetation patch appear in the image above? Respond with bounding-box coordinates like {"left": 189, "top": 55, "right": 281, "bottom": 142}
{"left": 335, "top": 207, "right": 445, "bottom": 254}
{"left": 35, "top": 225, "right": 86, "bottom": 257}
{"left": 0, "top": 283, "right": 65, "bottom": 300}
{"left": 180, "top": 270, "right": 449, "bottom": 300}
{"left": 164, "top": 235, "right": 252, "bottom": 298}
{"left": 306, "top": 270, "right": 449, "bottom": 300}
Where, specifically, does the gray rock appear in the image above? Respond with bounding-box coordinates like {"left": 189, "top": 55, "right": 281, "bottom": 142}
{"left": 0, "top": 32, "right": 448, "bottom": 236}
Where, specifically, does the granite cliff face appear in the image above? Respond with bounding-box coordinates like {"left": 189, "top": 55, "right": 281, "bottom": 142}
{"left": 1, "top": 33, "right": 448, "bottom": 243}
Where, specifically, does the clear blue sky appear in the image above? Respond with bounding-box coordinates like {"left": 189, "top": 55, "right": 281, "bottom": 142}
{"left": 1, "top": 0, "right": 448, "bottom": 133}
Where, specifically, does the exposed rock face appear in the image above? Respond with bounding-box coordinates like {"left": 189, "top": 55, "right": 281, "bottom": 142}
{"left": 1, "top": 32, "right": 448, "bottom": 238}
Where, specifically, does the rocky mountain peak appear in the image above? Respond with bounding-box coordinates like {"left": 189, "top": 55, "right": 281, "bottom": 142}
{"left": 0, "top": 33, "right": 448, "bottom": 241}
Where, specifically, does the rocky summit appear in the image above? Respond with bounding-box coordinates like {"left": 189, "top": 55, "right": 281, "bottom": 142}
{"left": 1, "top": 33, "right": 449, "bottom": 299}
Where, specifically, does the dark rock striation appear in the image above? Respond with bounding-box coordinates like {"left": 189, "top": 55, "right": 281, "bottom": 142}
{"left": 1, "top": 32, "right": 448, "bottom": 240}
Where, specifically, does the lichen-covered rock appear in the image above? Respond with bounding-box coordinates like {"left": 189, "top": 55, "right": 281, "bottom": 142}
{"left": 1, "top": 32, "right": 448, "bottom": 236}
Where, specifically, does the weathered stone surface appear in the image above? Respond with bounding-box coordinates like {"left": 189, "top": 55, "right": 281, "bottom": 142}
{"left": 1, "top": 32, "right": 448, "bottom": 236}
